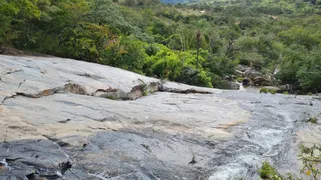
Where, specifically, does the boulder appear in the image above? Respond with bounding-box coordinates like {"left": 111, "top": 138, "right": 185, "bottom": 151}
{"left": 228, "top": 81, "right": 240, "bottom": 90}
{"left": 253, "top": 76, "right": 273, "bottom": 86}
{"left": 238, "top": 67, "right": 274, "bottom": 86}
{"left": 245, "top": 69, "right": 263, "bottom": 79}
{"left": 235, "top": 69, "right": 245, "bottom": 76}
{"left": 236, "top": 64, "right": 250, "bottom": 72}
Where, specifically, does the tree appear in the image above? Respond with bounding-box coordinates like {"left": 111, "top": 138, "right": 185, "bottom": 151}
{"left": 0, "top": 1, "right": 19, "bottom": 43}
{"left": 196, "top": 29, "right": 202, "bottom": 68}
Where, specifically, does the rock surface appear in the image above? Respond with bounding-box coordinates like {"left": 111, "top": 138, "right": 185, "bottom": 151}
{"left": 0, "top": 55, "right": 320, "bottom": 180}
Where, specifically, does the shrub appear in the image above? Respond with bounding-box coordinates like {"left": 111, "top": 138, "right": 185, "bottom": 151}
{"left": 260, "top": 87, "right": 277, "bottom": 94}
{"left": 308, "top": 117, "right": 318, "bottom": 124}
{"left": 236, "top": 77, "right": 244, "bottom": 83}
{"left": 299, "top": 144, "right": 321, "bottom": 180}
{"left": 270, "top": 89, "right": 277, "bottom": 94}
{"left": 260, "top": 88, "right": 269, "bottom": 93}
{"left": 141, "top": 83, "right": 148, "bottom": 96}
{"left": 106, "top": 95, "right": 117, "bottom": 100}
{"left": 177, "top": 67, "right": 213, "bottom": 88}
{"left": 259, "top": 162, "right": 281, "bottom": 179}
{"left": 259, "top": 144, "right": 321, "bottom": 180}
{"left": 259, "top": 162, "right": 297, "bottom": 180}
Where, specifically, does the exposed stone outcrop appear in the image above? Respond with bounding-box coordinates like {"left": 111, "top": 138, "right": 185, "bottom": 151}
{"left": 0, "top": 55, "right": 320, "bottom": 180}
{"left": 0, "top": 55, "right": 164, "bottom": 102}
{"left": 236, "top": 64, "right": 274, "bottom": 86}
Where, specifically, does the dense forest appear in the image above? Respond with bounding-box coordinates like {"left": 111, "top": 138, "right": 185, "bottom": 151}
{"left": 1, "top": 0, "right": 321, "bottom": 93}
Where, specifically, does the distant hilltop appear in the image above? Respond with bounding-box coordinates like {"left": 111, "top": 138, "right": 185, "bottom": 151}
{"left": 161, "top": 0, "right": 196, "bottom": 4}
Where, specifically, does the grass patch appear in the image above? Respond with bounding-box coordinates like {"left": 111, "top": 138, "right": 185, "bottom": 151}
{"left": 260, "top": 87, "right": 277, "bottom": 94}
{"left": 270, "top": 89, "right": 277, "bottom": 94}
{"left": 106, "top": 95, "right": 117, "bottom": 100}
{"left": 260, "top": 87, "right": 269, "bottom": 93}
{"left": 236, "top": 77, "right": 244, "bottom": 83}
{"left": 308, "top": 117, "right": 318, "bottom": 124}
{"left": 142, "top": 84, "right": 148, "bottom": 96}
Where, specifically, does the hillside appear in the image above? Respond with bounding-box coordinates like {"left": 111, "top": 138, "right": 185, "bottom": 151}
{"left": 1, "top": 0, "right": 321, "bottom": 94}
{"left": 161, "top": 0, "right": 195, "bottom": 3}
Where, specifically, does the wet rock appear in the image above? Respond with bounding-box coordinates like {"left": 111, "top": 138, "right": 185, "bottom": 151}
{"left": 0, "top": 139, "right": 70, "bottom": 179}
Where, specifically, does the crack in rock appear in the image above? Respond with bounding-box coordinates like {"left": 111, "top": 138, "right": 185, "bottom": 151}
{"left": 1, "top": 69, "right": 23, "bottom": 76}
{"left": 61, "top": 111, "right": 121, "bottom": 123}
{"left": 1, "top": 83, "right": 87, "bottom": 104}
{"left": 1, "top": 80, "right": 214, "bottom": 106}
{"left": 42, "top": 135, "right": 71, "bottom": 147}
{"left": 159, "top": 84, "right": 213, "bottom": 94}
{"left": 18, "top": 79, "right": 26, "bottom": 88}
{"left": 93, "top": 81, "right": 161, "bottom": 100}
{"left": 25, "top": 160, "right": 72, "bottom": 180}
{"left": 77, "top": 73, "right": 103, "bottom": 80}
{"left": 58, "top": 119, "right": 71, "bottom": 124}
{"left": 0, "top": 68, "right": 24, "bottom": 82}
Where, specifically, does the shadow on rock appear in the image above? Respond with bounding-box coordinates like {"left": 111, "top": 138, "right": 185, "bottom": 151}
{"left": 0, "top": 139, "right": 72, "bottom": 180}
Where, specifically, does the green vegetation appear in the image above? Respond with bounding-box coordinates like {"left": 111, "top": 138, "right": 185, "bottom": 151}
{"left": 270, "top": 89, "right": 277, "bottom": 94}
{"left": 106, "top": 95, "right": 118, "bottom": 100}
{"left": 259, "top": 162, "right": 282, "bottom": 179}
{"left": 141, "top": 83, "right": 149, "bottom": 96}
{"left": 259, "top": 144, "right": 321, "bottom": 180}
{"left": 299, "top": 144, "right": 321, "bottom": 180}
{"left": 260, "top": 88, "right": 269, "bottom": 94}
{"left": 260, "top": 87, "right": 277, "bottom": 94}
{"left": 308, "top": 117, "right": 318, "bottom": 124}
{"left": 259, "top": 162, "right": 296, "bottom": 180}
{"left": 0, "top": 0, "right": 321, "bottom": 92}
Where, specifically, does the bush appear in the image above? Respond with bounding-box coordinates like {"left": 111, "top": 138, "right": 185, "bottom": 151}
{"left": 177, "top": 67, "right": 213, "bottom": 88}
{"left": 260, "top": 87, "right": 277, "bottom": 94}
{"left": 260, "top": 87, "right": 269, "bottom": 93}
{"left": 299, "top": 144, "right": 321, "bottom": 180}
{"left": 259, "top": 144, "right": 321, "bottom": 180}
{"left": 236, "top": 77, "right": 244, "bottom": 83}
{"left": 259, "top": 162, "right": 281, "bottom": 179}
{"left": 270, "top": 89, "right": 277, "bottom": 94}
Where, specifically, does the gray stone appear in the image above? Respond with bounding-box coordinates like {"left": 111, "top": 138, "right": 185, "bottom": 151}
{"left": 0, "top": 55, "right": 161, "bottom": 100}
{"left": 253, "top": 76, "right": 273, "bottom": 86}
{"left": 227, "top": 81, "right": 240, "bottom": 90}
{"left": 0, "top": 55, "right": 320, "bottom": 180}
{"left": 236, "top": 64, "right": 249, "bottom": 72}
